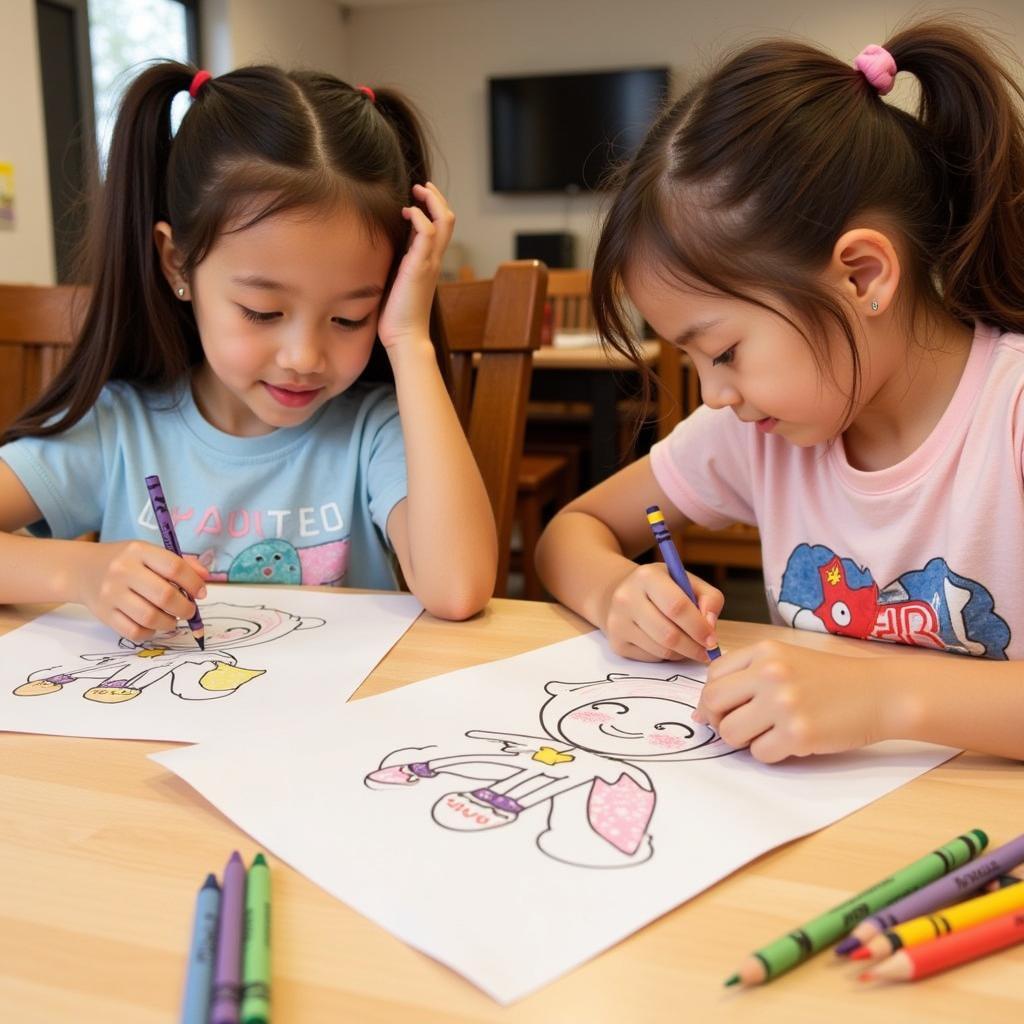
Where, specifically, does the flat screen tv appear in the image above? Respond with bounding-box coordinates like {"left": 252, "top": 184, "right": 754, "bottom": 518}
{"left": 489, "top": 67, "right": 670, "bottom": 193}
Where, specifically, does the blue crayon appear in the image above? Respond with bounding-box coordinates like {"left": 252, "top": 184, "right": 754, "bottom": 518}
{"left": 645, "top": 505, "right": 721, "bottom": 660}
{"left": 182, "top": 872, "right": 221, "bottom": 1024}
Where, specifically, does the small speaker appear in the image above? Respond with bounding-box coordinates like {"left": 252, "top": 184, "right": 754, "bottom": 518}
{"left": 514, "top": 232, "right": 576, "bottom": 269}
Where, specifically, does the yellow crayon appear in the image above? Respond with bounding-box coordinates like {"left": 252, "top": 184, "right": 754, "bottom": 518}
{"left": 857, "top": 878, "right": 1024, "bottom": 962}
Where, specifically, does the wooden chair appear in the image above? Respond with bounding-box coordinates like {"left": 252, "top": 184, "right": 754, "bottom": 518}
{"left": 656, "top": 339, "right": 762, "bottom": 584}
{"left": 435, "top": 261, "right": 548, "bottom": 596}
{"left": 0, "top": 284, "right": 85, "bottom": 432}
{"left": 546, "top": 268, "right": 593, "bottom": 330}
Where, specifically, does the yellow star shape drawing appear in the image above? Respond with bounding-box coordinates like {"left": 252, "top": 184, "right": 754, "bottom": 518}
{"left": 825, "top": 565, "right": 842, "bottom": 586}
{"left": 137, "top": 647, "right": 168, "bottom": 658}
{"left": 532, "top": 746, "right": 575, "bottom": 766}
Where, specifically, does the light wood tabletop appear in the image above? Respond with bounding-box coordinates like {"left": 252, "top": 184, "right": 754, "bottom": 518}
{"left": 2, "top": 595, "right": 1022, "bottom": 1023}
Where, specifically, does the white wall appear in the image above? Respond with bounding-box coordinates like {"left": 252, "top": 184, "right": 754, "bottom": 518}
{"left": 346, "top": 0, "right": 1024, "bottom": 275}
{"left": 201, "top": 0, "right": 349, "bottom": 75}
{"left": 0, "top": 1, "right": 56, "bottom": 285}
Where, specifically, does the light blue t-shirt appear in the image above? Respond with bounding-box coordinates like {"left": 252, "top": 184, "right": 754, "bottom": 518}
{"left": 0, "top": 380, "right": 408, "bottom": 591}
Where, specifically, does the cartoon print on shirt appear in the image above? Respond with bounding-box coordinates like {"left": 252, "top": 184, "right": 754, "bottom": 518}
{"left": 776, "top": 543, "right": 1010, "bottom": 659}
{"left": 12, "top": 602, "right": 325, "bottom": 703}
{"left": 364, "top": 673, "right": 737, "bottom": 869}
{"left": 190, "top": 537, "right": 350, "bottom": 586}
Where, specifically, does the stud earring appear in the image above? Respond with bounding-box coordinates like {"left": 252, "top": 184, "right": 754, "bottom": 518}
{"left": 176, "top": 286, "right": 186, "bottom": 299}
{"left": 871, "top": 300, "right": 879, "bottom": 311}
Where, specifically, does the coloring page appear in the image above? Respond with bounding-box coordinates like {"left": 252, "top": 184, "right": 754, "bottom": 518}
{"left": 1, "top": 584, "right": 420, "bottom": 741}
{"left": 153, "top": 630, "right": 956, "bottom": 1003}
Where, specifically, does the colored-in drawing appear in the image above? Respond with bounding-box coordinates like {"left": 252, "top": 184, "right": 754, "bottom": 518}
{"left": 365, "top": 672, "right": 737, "bottom": 869}
{"left": 12, "top": 602, "right": 324, "bottom": 704}
{"left": 191, "top": 538, "right": 350, "bottom": 586}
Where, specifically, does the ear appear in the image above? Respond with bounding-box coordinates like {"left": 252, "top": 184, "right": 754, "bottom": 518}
{"left": 297, "top": 617, "right": 326, "bottom": 631}
{"left": 153, "top": 221, "right": 189, "bottom": 300}
{"left": 826, "top": 227, "right": 900, "bottom": 317}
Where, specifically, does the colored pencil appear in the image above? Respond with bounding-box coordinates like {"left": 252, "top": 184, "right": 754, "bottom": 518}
{"left": 836, "top": 831, "right": 1024, "bottom": 955}
{"left": 850, "top": 879, "right": 1024, "bottom": 960}
{"left": 725, "top": 829, "right": 988, "bottom": 986}
{"left": 645, "top": 505, "right": 721, "bottom": 660}
{"left": 145, "top": 474, "right": 206, "bottom": 649}
{"left": 860, "top": 908, "right": 1024, "bottom": 982}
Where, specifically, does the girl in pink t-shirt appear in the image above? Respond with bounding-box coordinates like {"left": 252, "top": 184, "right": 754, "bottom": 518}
{"left": 536, "top": 20, "right": 1024, "bottom": 763}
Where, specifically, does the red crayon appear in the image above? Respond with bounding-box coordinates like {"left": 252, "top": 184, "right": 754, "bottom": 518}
{"left": 860, "top": 909, "right": 1024, "bottom": 983}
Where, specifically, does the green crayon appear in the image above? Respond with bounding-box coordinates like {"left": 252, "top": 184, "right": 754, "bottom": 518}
{"left": 727, "top": 828, "right": 988, "bottom": 986}
{"left": 240, "top": 852, "right": 271, "bottom": 1024}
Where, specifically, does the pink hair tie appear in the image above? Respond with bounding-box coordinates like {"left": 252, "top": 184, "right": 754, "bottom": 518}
{"left": 854, "top": 45, "right": 897, "bottom": 96}
{"left": 357, "top": 84, "right": 376, "bottom": 104}
{"left": 189, "top": 69, "right": 212, "bottom": 99}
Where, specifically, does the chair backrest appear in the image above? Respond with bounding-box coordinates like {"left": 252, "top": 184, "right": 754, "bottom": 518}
{"left": 546, "top": 268, "right": 592, "bottom": 330}
{"left": 0, "top": 284, "right": 86, "bottom": 431}
{"left": 435, "top": 260, "right": 548, "bottom": 595}
{"left": 656, "top": 340, "right": 701, "bottom": 439}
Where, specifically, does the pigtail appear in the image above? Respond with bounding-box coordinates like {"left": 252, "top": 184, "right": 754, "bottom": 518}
{"left": 371, "top": 88, "right": 432, "bottom": 194}
{"left": 886, "top": 22, "right": 1024, "bottom": 333}
{"left": 4, "top": 62, "right": 201, "bottom": 443}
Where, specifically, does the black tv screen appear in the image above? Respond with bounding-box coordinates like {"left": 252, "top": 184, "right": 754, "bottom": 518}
{"left": 489, "top": 67, "right": 670, "bottom": 193}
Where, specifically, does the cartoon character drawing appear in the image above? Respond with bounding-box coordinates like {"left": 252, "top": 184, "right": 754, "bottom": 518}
{"left": 777, "top": 543, "right": 1010, "bottom": 658}
{"left": 365, "top": 672, "right": 737, "bottom": 869}
{"left": 13, "top": 601, "right": 324, "bottom": 703}
{"left": 192, "top": 538, "right": 350, "bottom": 587}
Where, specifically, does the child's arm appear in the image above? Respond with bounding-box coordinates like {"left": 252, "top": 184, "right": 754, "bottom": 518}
{"left": 695, "top": 641, "right": 1024, "bottom": 761}
{"left": 0, "top": 460, "right": 207, "bottom": 639}
{"left": 535, "top": 455, "right": 723, "bottom": 662}
{"left": 377, "top": 182, "right": 497, "bottom": 620}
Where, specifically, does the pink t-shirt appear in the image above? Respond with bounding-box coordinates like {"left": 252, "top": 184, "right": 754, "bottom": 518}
{"left": 650, "top": 322, "right": 1023, "bottom": 660}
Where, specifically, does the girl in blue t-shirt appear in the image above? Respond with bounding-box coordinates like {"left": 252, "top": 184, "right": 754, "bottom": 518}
{"left": 0, "top": 64, "right": 497, "bottom": 636}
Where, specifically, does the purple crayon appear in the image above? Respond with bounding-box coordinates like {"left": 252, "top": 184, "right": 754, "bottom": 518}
{"left": 144, "top": 474, "right": 205, "bottom": 649}
{"left": 211, "top": 850, "right": 246, "bottom": 1024}
{"left": 836, "top": 832, "right": 1024, "bottom": 955}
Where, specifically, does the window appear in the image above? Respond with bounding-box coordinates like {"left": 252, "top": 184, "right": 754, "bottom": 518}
{"left": 89, "top": 0, "right": 199, "bottom": 171}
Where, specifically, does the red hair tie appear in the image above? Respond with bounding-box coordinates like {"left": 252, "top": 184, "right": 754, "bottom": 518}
{"left": 357, "top": 84, "right": 376, "bottom": 104}
{"left": 189, "top": 70, "right": 213, "bottom": 99}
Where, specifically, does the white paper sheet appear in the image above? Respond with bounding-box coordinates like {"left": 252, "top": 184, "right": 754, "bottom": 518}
{"left": 152, "top": 630, "right": 956, "bottom": 1003}
{"left": 1, "top": 584, "right": 420, "bottom": 741}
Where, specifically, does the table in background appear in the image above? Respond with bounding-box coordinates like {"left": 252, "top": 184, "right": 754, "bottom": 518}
{"left": 2, "top": 596, "right": 1023, "bottom": 1023}
{"left": 530, "top": 338, "right": 660, "bottom": 486}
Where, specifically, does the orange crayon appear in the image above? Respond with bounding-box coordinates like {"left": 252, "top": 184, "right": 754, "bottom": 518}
{"left": 859, "top": 909, "right": 1024, "bottom": 983}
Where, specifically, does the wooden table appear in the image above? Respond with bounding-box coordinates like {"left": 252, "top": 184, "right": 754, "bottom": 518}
{"left": 530, "top": 339, "right": 660, "bottom": 486}
{"left": 2, "top": 597, "right": 1023, "bottom": 1022}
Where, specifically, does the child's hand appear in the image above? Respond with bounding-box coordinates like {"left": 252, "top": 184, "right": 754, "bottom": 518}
{"left": 73, "top": 540, "right": 209, "bottom": 642}
{"left": 377, "top": 181, "right": 455, "bottom": 351}
{"left": 602, "top": 562, "right": 723, "bottom": 663}
{"left": 694, "top": 641, "right": 885, "bottom": 762}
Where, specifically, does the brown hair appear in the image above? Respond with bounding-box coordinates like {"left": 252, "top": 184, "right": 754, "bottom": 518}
{"left": 3, "top": 62, "right": 431, "bottom": 443}
{"left": 592, "top": 19, "right": 1024, "bottom": 418}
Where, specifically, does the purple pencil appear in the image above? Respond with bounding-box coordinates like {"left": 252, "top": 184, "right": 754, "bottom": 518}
{"left": 836, "top": 832, "right": 1024, "bottom": 955}
{"left": 211, "top": 850, "right": 246, "bottom": 1024}
{"left": 144, "top": 474, "right": 205, "bottom": 649}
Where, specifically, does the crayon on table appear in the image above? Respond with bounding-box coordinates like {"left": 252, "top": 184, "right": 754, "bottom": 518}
{"left": 645, "top": 505, "right": 721, "bottom": 660}
{"left": 836, "top": 831, "right": 1024, "bottom": 955}
{"left": 725, "top": 829, "right": 988, "bottom": 986}
{"left": 241, "top": 852, "right": 271, "bottom": 1024}
{"left": 860, "top": 908, "right": 1024, "bottom": 983}
{"left": 211, "top": 851, "right": 246, "bottom": 1024}
{"left": 181, "top": 873, "right": 221, "bottom": 1024}
{"left": 145, "top": 474, "right": 206, "bottom": 650}
{"left": 850, "top": 877, "right": 1024, "bottom": 961}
